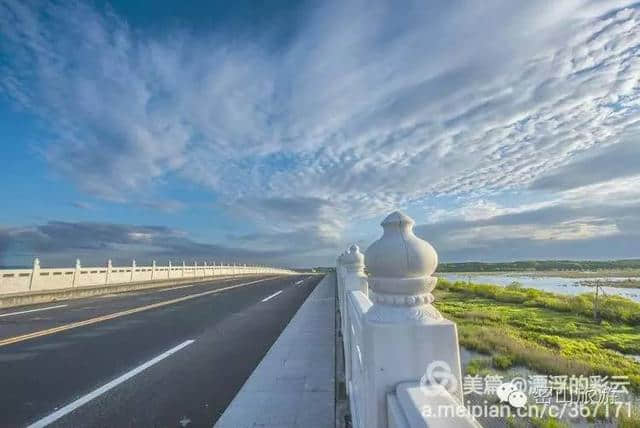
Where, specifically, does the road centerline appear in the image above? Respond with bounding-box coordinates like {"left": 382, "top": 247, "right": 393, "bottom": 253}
{"left": 261, "top": 290, "right": 283, "bottom": 302}
{"left": 26, "top": 339, "right": 195, "bottom": 428}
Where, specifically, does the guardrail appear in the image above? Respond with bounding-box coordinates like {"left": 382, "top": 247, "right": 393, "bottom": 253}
{"left": 336, "top": 211, "right": 481, "bottom": 428}
{"left": 0, "top": 259, "right": 294, "bottom": 295}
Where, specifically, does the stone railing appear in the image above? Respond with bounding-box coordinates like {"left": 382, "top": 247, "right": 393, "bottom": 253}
{"left": 0, "top": 259, "right": 295, "bottom": 295}
{"left": 336, "top": 211, "right": 481, "bottom": 428}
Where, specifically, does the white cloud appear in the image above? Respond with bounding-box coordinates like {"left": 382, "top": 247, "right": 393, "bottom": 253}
{"left": 1, "top": 0, "right": 640, "bottom": 261}
{"left": 560, "top": 175, "right": 640, "bottom": 205}
{"left": 447, "top": 220, "right": 619, "bottom": 248}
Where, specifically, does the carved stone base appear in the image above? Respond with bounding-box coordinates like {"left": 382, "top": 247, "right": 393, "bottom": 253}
{"left": 369, "top": 290, "right": 434, "bottom": 306}
{"left": 365, "top": 301, "right": 443, "bottom": 323}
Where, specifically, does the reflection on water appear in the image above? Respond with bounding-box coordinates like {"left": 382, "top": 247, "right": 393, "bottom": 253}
{"left": 439, "top": 273, "right": 640, "bottom": 303}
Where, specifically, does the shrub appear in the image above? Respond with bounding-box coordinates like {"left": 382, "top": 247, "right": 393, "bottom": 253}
{"left": 493, "top": 354, "right": 514, "bottom": 370}
{"left": 465, "top": 358, "right": 492, "bottom": 376}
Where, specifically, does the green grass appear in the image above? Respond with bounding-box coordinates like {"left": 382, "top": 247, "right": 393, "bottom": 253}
{"left": 437, "top": 279, "right": 640, "bottom": 325}
{"left": 433, "top": 279, "right": 640, "bottom": 392}
{"left": 435, "top": 279, "right": 640, "bottom": 426}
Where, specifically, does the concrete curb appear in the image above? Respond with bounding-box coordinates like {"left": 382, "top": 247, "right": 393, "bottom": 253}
{"left": 0, "top": 274, "right": 269, "bottom": 309}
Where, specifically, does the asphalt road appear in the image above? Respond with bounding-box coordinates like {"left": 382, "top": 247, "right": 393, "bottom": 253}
{"left": 0, "top": 273, "right": 324, "bottom": 427}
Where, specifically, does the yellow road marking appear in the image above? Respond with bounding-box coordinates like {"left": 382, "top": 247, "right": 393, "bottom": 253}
{"left": 0, "top": 276, "right": 280, "bottom": 348}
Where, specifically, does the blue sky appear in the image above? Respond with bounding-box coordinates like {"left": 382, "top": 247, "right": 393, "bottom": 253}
{"left": 1, "top": 0, "right": 640, "bottom": 267}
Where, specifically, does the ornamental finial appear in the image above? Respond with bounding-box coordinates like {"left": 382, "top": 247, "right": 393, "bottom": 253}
{"left": 364, "top": 211, "right": 441, "bottom": 321}
{"left": 343, "top": 244, "right": 364, "bottom": 269}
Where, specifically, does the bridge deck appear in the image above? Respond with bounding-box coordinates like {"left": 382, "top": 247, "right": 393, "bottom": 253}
{"left": 0, "top": 274, "right": 321, "bottom": 427}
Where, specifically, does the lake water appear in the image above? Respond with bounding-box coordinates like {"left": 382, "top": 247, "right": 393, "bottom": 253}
{"left": 439, "top": 273, "right": 640, "bottom": 303}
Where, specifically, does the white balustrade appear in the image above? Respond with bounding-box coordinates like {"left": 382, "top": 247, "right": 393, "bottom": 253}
{"left": 337, "top": 211, "right": 480, "bottom": 428}
{"left": 0, "top": 258, "right": 295, "bottom": 296}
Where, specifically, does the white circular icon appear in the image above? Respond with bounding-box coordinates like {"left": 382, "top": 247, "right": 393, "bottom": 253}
{"left": 419, "top": 361, "right": 459, "bottom": 396}
{"left": 496, "top": 383, "right": 518, "bottom": 402}
{"left": 508, "top": 390, "right": 528, "bottom": 408}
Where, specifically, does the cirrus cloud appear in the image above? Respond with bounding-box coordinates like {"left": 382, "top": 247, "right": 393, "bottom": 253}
{"left": 1, "top": 0, "right": 640, "bottom": 264}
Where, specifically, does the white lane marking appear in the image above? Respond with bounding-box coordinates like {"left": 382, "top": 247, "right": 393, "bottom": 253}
{"left": 294, "top": 280, "right": 303, "bottom": 286}
{"left": 0, "top": 304, "right": 67, "bottom": 318}
{"left": 27, "top": 339, "right": 195, "bottom": 428}
{"left": 261, "top": 290, "right": 283, "bottom": 302}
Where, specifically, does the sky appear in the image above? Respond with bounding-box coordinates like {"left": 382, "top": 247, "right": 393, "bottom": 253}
{"left": 0, "top": 0, "right": 639, "bottom": 268}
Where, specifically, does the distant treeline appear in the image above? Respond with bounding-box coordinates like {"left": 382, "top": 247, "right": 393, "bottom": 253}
{"left": 312, "top": 267, "right": 336, "bottom": 273}
{"left": 436, "top": 259, "right": 640, "bottom": 272}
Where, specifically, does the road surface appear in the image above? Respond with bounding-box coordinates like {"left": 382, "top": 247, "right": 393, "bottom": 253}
{"left": 0, "top": 273, "right": 323, "bottom": 427}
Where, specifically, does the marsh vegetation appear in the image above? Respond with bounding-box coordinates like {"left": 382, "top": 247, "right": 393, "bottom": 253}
{"left": 434, "top": 278, "right": 640, "bottom": 427}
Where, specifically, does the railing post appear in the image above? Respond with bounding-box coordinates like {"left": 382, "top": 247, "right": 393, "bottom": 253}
{"left": 194, "top": 261, "right": 197, "bottom": 277}
{"left": 182, "top": 260, "right": 186, "bottom": 277}
{"left": 168, "top": 260, "right": 172, "bottom": 279}
{"left": 29, "top": 257, "right": 40, "bottom": 291}
{"left": 106, "top": 259, "right": 112, "bottom": 284}
{"left": 72, "top": 259, "right": 81, "bottom": 287}
{"left": 130, "top": 259, "right": 136, "bottom": 282}
{"left": 152, "top": 260, "right": 156, "bottom": 280}
{"left": 344, "top": 211, "right": 465, "bottom": 428}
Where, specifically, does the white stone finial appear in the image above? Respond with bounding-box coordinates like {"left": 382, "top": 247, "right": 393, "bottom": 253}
{"left": 75, "top": 258, "right": 81, "bottom": 269}
{"left": 33, "top": 257, "right": 40, "bottom": 269}
{"left": 343, "top": 244, "right": 364, "bottom": 272}
{"left": 365, "top": 210, "right": 441, "bottom": 321}
{"left": 107, "top": 259, "right": 112, "bottom": 268}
